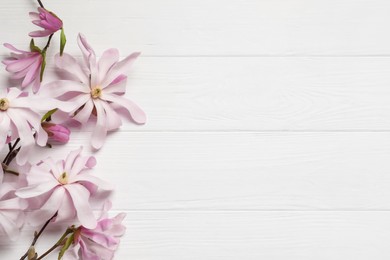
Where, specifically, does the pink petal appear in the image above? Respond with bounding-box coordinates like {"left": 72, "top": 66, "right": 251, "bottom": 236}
{"left": 100, "top": 101, "right": 122, "bottom": 131}
{"left": 0, "top": 213, "right": 20, "bottom": 241}
{"left": 0, "top": 198, "right": 24, "bottom": 210}
{"left": 3, "top": 43, "right": 29, "bottom": 54}
{"left": 6, "top": 110, "right": 35, "bottom": 165}
{"left": 16, "top": 181, "right": 57, "bottom": 198}
{"left": 55, "top": 193, "right": 76, "bottom": 223}
{"left": 102, "top": 94, "right": 146, "bottom": 124}
{"left": 104, "top": 75, "right": 127, "bottom": 94}
{"left": 66, "top": 184, "right": 97, "bottom": 229}
{"left": 72, "top": 99, "right": 93, "bottom": 125}
{"left": 77, "top": 33, "right": 96, "bottom": 65}
{"left": 41, "top": 80, "right": 89, "bottom": 97}
{"left": 0, "top": 116, "right": 10, "bottom": 144}
{"left": 29, "top": 30, "right": 52, "bottom": 38}
{"left": 68, "top": 154, "right": 96, "bottom": 178}
{"left": 101, "top": 52, "right": 140, "bottom": 88}
{"left": 64, "top": 147, "right": 83, "bottom": 173}
{"left": 72, "top": 173, "right": 112, "bottom": 191}
{"left": 21, "top": 57, "right": 41, "bottom": 87}
{"left": 5, "top": 56, "right": 37, "bottom": 73}
{"left": 29, "top": 12, "right": 40, "bottom": 20}
{"left": 91, "top": 100, "right": 107, "bottom": 150}
{"left": 32, "top": 77, "right": 41, "bottom": 93}
{"left": 89, "top": 54, "right": 98, "bottom": 88}
{"left": 28, "top": 187, "right": 64, "bottom": 226}
{"left": 55, "top": 53, "right": 89, "bottom": 84}
{"left": 98, "top": 48, "right": 119, "bottom": 83}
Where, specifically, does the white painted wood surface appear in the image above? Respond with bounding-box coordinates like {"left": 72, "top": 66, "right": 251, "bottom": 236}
{"left": 1, "top": 0, "right": 390, "bottom": 259}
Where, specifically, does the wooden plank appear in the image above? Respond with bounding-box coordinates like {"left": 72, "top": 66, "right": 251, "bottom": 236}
{"left": 2, "top": 57, "right": 390, "bottom": 131}
{"left": 1, "top": 0, "right": 390, "bottom": 56}
{"left": 22, "top": 131, "right": 390, "bottom": 211}
{"left": 2, "top": 211, "right": 390, "bottom": 259}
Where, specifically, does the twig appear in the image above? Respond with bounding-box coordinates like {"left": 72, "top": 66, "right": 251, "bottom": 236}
{"left": 20, "top": 213, "right": 58, "bottom": 260}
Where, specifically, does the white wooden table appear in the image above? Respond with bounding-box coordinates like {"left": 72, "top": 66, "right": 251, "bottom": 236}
{"left": 1, "top": 0, "right": 390, "bottom": 259}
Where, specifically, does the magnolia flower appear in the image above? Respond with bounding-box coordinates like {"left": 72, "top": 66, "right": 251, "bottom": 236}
{"left": 63, "top": 202, "right": 126, "bottom": 260}
{"left": 0, "top": 180, "right": 27, "bottom": 241}
{"left": 29, "top": 7, "right": 63, "bottom": 37}
{"left": 0, "top": 88, "right": 49, "bottom": 165}
{"left": 3, "top": 44, "right": 43, "bottom": 93}
{"left": 41, "top": 33, "right": 146, "bottom": 150}
{"left": 42, "top": 122, "right": 71, "bottom": 144}
{"left": 16, "top": 147, "right": 112, "bottom": 229}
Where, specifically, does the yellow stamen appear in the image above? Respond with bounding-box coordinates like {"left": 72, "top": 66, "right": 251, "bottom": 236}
{"left": 0, "top": 98, "right": 9, "bottom": 111}
{"left": 58, "top": 172, "right": 68, "bottom": 185}
{"left": 91, "top": 86, "right": 102, "bottom": 99}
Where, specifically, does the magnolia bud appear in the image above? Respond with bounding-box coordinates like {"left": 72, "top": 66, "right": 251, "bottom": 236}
{"left": 27, "top": 246, "right": 37, "bottom": 260}
{"left": 42, "top": 122, "right": 70, "bottom": 144}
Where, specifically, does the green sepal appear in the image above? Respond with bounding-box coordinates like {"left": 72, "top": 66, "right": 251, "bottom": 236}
{"left": 41, "top": 108, "right": 57, "bottom": 122}
{"left": 40, "top": 51, "right": 46, "bottom": 82}
{"left": 58, "top": 233, "right": 74, "bottom": 260}
{"left": 60, "top": 28, "right": 66, "bottom": 56}
{"left": 29, "top": 39, "right": 41, "bottom": 53}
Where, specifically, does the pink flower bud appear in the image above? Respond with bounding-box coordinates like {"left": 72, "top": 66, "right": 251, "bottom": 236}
{"left": 29, "top": 7, "right": 63, "bottom": 37}
{"left": 42, "top": 122, "right": 70, "bottom": 144}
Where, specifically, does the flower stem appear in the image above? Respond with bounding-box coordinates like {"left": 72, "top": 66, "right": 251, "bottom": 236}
{"left": 37, "top": 0, "right": 44, "bottom": 8}
{"left": 4, "top": 168, "right": 19, "bottom": 176}
{"left": 36, "top": 227, "right": 74, "bottom": 260}
{"left": 2, "top": 138, "right": 20, "bottom": 165}
{"left": 42, "top": 34, "right": 54, "bottom": 53}
{"left": 20, "top": 212, "right": 58, "bottom": 260}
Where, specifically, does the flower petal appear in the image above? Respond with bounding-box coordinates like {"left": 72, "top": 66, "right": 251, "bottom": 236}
{"left": 101, "top": 52, "right": 140, "bottom": 88}
{"left": 98, "top": 48, "right": 119, "bottom": 84}
{"left": 66, "top": 184, "right": 97, "bottom": 229}
{"left": 28, "top": 187, "right": 64, "bottom": 226}
{"left": 91, "top": 100, "right": 107, "bottom": 150}
{"left": 102, "top": 94, "right": 146, "bottom": 124}
{"left": 72, "top": 99, "right": 93, "bottom": 125}
{"left": 72, "top": 173, "right": 112, "bottom": 191}
{"left": 100, "top": 101, "right": 122, "bottom": 131}
{"left": 40, "top": 80, "right": 89, "bottom": 98}
{"left": 55, "top": 53, "right": 89, "bottom": 84}
{"left": 16, "top": 181, "right": 57, "bottom": 198}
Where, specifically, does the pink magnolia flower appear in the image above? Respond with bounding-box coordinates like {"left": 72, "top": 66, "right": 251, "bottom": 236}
{"left": 16, "top": 147, "right": 112, "bottom": 229}
{"left": 0, "top": 180, "right": 27, "bottom": 241}
{"left": 42, "top": 122, "right": 71, "bottom": 144}
{"left": 29, "top": 7, "right": 63, "bottom": 37}
{"left": 41, "top": 33, "right": 146, "bottom": 150}
{"left": 3, "top": 44, "right": 43, "bottom": 93}
{"left": 63, "top": 202, "right": 126, "bottom": 260}
{"left": 0, "top": 88, "right": 49, "bottom": 165}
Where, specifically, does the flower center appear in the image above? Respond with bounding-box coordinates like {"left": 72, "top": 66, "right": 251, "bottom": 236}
{"left": 58, "top": 172, "right": 68, "bottom": 185}
{"left": 91, "top": 87, "right": 102, "bottom": 99}
{"left": 0, "top": 98, "right": 9, "bottom": 111}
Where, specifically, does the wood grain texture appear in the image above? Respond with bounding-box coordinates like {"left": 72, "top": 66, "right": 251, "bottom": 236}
{"left": 18, "top": 131, "right": 390, "bottom": 211}
{"left": 1, "top": 0, "right": 389, "bottom": 259}
{"left": 1, "top": 0, "right": 390, "bottom": 56}
{"left": 2, "top": 211, "right": 390, "bottom": 260}
{"left": 2, "top": 57, "right": 390, "bottom": 131}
